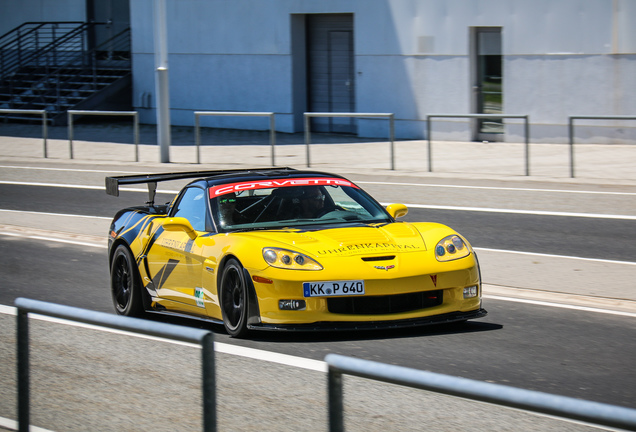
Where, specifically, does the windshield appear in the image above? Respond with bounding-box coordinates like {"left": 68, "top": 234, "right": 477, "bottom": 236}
{"left": 209, "top": 178, "right": 392, "bottom": 231}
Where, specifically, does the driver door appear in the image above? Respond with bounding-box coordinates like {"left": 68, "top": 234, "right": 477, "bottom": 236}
{"left": 146, "top": 186, "right": 208, "bottom": 314}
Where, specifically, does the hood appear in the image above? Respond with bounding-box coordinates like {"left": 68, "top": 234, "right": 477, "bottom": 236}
{"left": 246, "top": 223, "right": 427, "bottom": 258}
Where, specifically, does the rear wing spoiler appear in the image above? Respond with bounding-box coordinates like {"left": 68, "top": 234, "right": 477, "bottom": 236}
{"left": 105, "top": 168, "right": 296, "bottom": 204}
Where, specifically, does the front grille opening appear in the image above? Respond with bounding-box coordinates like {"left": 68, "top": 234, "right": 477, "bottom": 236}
{"left": 328, "top": 290, "right": 443, "bottom": 315}
{"left": 361, "top": 255, "right": 396, "bottom": 262}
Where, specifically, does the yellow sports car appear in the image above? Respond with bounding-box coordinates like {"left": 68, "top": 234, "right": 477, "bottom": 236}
{"left": 106, "top": 168, "right": 486, "bottom": 337}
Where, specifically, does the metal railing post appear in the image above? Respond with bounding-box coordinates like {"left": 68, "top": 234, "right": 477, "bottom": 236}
{"left": 15, "top": 297, "right": 217, "bottom": 432}
{"left": 328, "top": 369, "right": 344, "bottom": 432}
{"left": 68, "top": 111, "right": 74, "bottom": 159}
{"left": 326, "top": 354, "right": 636, "bottom": 432}
{"left": 303, "top": 113, "right": 395, "bottom": 170}
{"left": 426, "top": 116, "right": 432, "bottom": 172}
{"left": 195, "top": 113, "right": 201, "bottom": 164}
{"left": 305, "top": 114, "right": 311, "bottom": 167}
{"left": 389, "top": 114, "right": 395, "bottom": 170}
{"left": 270, "top": 114, "right": 276, "bottom": 167}
{"left": 67, "top": 110, "right": 139, "bottom": 161}
{"left": 569, "top": 117, "right": 575, "bottom": 178}
{"left": 17, "top": 308, "right": 30, "bottom": 432}
{"left": 194, "top": 111, "right": 276, "bottom": 165}
{"left": 0, "top": 109, "right": 48, "bottom": 158}
{"left": 567, "top": 115, "right": 636, "bottom": 179}
{"left": 42, "top": 111, "right": 48, "bottom": 158}
{"left": 133, "top": 112, "right": 139, "bottom": 162}
{"left": 524, "top": 115, "right": 530, "bottom": 176}
{"left": 201, "top": 332, "right": 217, "bottom": 432}
{"left": 426, "top": 114, "right": 530, "bottom": 175}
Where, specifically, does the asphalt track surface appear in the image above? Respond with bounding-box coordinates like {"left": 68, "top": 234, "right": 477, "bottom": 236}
{"left": 2, "top": 185, "right": 636, "bottom": 405}
{"left": 1, "top": 156, "right": 636, "bottom": 431}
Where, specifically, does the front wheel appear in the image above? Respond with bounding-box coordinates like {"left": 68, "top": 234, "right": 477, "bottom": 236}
{"left": 219, "top": 258, "right": 249, "bottom": 338}
{"left": 110, "top": 245, "right": 144, "bottom": 317}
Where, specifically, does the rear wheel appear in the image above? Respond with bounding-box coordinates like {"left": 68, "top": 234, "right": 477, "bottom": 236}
{"left": 220, "top": 258, "right": 249, "bottom": 338}
{"left": 110, "top": 245, "right": 144, "bottom": 317}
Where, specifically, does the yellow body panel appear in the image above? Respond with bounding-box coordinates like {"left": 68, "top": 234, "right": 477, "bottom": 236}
{"left": 122, "top": 215, "right": 482, "bottom": 326}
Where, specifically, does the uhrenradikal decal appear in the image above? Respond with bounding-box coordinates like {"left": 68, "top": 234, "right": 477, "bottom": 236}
{"left": 316, "top": 242, "right": 422, "bottom": 256}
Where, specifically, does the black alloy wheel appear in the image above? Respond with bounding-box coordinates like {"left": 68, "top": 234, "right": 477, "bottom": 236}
{"left": 110, "top": 245, "right": 143, "bottom": 317}
{"left": 220, "top": 258, "right": 249, "bottom": 338}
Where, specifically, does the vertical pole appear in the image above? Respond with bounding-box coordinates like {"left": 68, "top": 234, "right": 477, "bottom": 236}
{"left": 524, "top": 116, "right": 530, "bottom": 176}
{"left": 68, "top": 112, "right": 74, "bottom": 159}
{"left": 42, "top": 111, "right": 48, "bottom": 158}
{"left": 133, "top": 113, "right": 139, "bottom": 162}
{"left": 328, "top": 369, "right": 344, "bottom": 432}
{"left": 154, "top": 0, "right": 171, "bottom": 163}
{"left": 201, "top": 333, "right": 217, "bottom": 432}
{"left": 426, "top": 116, "right": 432, "bottom": 172}
{"left": 304, "top": 114, "right": 311, "bottom": 167}
{"left": 389, "top": 114, "right": 395, "bottom": 170}
{"left": 270, "top": 114, "right": 276, "bottom": 167}
{"left": 569, "top": 117, "right": 575, "bottom": 178}
{"left": 195, "top": 114, "right": 201, "bottom": 164}
{"left": 17, "top": 309, "right": 30, "bottom": 432}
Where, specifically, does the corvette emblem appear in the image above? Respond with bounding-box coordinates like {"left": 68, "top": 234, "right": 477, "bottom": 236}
{"left": 374, "top": 265, "right": 395, "bottom": 271}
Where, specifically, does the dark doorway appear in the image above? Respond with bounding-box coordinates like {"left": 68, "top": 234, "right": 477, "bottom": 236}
{"left": 472, "top": 27, "right": 503, "bottom": 141}
{"left": 86, "top": 0, "right": 130, "bottom": 49}
{"left": 306, "top": 14, "right": 356, "bottom": 134}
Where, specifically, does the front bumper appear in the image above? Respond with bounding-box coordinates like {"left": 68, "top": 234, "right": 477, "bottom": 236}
{"left": 247, "top": 308, "right": 487, "bottom": 332}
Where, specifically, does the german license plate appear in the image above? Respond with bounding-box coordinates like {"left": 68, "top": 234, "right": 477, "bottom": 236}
{"left": 303, "top": 280, "right": 365, "bottom": 297}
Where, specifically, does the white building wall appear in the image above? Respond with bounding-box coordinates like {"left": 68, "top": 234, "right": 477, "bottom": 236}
{"left": 0, "top": 0, "right": 85, "bottom": 30}
{"left": 3, "top": 0, "right": 634, "bottom": 142}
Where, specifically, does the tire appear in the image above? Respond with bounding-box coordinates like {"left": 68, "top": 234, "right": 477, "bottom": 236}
{"left": 110, "top": 245, "right": 144, "bottom": 317}
{"left": 219, "top": 258, "right": 249, "bottom": 338}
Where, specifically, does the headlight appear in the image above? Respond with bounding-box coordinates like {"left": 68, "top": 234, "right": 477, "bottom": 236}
{"left": 435, "top": 235, "right": 470, "bottom": 262}
{"left": 262, "top": 248, "right": 323, "bottom": 270}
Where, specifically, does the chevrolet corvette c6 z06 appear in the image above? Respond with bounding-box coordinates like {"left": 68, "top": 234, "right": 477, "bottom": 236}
{"left": 106, "top": 168, "right": 486, "bottom": 337}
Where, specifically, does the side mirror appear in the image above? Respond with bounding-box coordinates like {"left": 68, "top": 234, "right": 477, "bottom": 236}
{"left": 163, "top": 217, "right": 198, "bottom": 240}
{"left": 386, "top": 203, "right": 408, "bottom": 219}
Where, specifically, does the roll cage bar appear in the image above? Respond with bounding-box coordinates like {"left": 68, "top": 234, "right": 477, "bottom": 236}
{"left": 105, "top": 167, "right": 296, "bottom": 205}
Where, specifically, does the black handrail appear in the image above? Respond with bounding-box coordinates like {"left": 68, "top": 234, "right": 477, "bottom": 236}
{"left": 0, "top": 22, "right": 86, "bottom": 79}
{"left": 28, "top": 28, "right": 131, "bottom": 108}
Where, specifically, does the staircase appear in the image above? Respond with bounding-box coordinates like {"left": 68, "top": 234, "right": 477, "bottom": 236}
{"left": 0, "top": 22, "right": 131, "bottom": 125}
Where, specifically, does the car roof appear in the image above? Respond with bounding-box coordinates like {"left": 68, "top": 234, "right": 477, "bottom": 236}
{"left": 201, "top": 168, "right": 347, "bottom": 187}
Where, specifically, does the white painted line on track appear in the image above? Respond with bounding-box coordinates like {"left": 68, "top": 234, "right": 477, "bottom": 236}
{"left": 483, "top": 295, "right": 636, "bottom": 318}
{"left": 0, "top": 304, "right": 326, "bottom": 372}
{"left": 3, "top": 166, "right": 635, "bottom": 196}
{"left": 0, "top": 231, "right": 106, "bottom": 248}
{"left": 0, "top": 180, "right": 178, "bottom": 194}
{"left": 395, "top": 203, "right": 636, "bottom": 221}
{"left": 0, "top": 209, "right": 111, "bottom": 220}
{"left": 474, "top": 247, "right": 636, "bottom": 266}
{"left": 0, "top": 165, "right": 146, "bottom": 175}
{"left": 2, "top": 179, "right": 635, "bottom": 219}
{"left": 0, "top": 416, "right": 55, "bottom": 432}
{"left": 359, "top": 180, "right": 636, "bottom": 196}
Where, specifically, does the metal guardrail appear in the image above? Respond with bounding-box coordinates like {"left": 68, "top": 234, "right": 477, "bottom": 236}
{"left": 426, "top": 114, "right": 530, "bottom": 175}
{"left": 304, "top": 113, "right": 395, "bottom": 170}
{"left": 0, "top": 109, "right": 48, "bottom": 157}
{"left": 68, "top": 110, "right": 139, "bottom": 161}
{"left": 326, "top": 353, "right": 636, "bottom": 432}
{"left": 568, "top": 115, "right": 636, "bottom": 178}
{"left": 15, "top": 297, "right": 217, "bottom": 432}
{"left": 195, "top": 111, "right": 276, "bottom": 165}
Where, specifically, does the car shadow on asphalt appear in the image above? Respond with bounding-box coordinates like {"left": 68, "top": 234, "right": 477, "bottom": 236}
{"left": 139, "top": 310, "right": 502, "bottom": 343}
{"left": 244, "top": 320, "right": 503, "bottom": 344}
